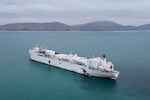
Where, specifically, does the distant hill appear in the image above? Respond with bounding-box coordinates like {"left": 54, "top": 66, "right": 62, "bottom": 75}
{"left": 0, "top": 21, "right": 150, "bottom": 31}
{"left": 0, "top": 22, "right": 72, "bottom": 31}
{"left": 137, "top": 24, "right": 150, "bottom": 30}
{"left": 72, "top": 21, "right": 126, "bottom": 31}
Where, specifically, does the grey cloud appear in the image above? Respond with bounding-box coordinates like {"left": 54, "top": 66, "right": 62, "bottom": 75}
{"left": 0, "top": 0, "right": 150, "bottom": 25}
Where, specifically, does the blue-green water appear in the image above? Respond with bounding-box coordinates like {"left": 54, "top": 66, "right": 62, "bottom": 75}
{"left": 0, "top": 31, "right": 150, "bottom": 100}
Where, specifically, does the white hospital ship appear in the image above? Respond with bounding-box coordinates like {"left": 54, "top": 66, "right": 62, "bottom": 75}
{"left": 29, "top": 45, "right": 119, "bottom": 79}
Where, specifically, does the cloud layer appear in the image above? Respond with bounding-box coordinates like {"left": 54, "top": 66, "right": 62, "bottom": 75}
{"left": 0, "top": 0, "right": 150, "bottom": 25}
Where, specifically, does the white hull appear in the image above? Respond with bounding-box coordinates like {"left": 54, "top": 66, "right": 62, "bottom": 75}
{"left": 29, "top": 46, "right": 119, "bottom": 79}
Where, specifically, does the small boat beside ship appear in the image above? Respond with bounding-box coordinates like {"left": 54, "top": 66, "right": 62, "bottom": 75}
{"left": 29, "top": 45, "right": 119, "bottom": 79}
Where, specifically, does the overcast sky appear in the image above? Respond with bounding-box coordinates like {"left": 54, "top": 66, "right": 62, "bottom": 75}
{"left": 0, "top": 0, "right": 150, "bottom": 25}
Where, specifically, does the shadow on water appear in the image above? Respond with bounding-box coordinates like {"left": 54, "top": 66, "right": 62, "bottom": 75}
{"left": 29, "top": 60, "right": 118, "bottom": 94}
{"left": 78, "top": 76, "right": 118, "bottom": 94}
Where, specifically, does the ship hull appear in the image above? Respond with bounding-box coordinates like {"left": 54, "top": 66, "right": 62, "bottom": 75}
{"left": 29, "top": 51, "right": 119, "bottom": 79}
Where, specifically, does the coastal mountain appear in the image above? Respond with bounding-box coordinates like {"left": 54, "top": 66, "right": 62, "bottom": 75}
{"left": 72, "top": 21, "right": 128, "bottom": 31}
{"left": 0, "top": 22, "right": 72, "bottom": 31}
{"left": 137, "top": 24, "right": 150, "bottom": 30}
{"left": 0, "top": 21, "right": 149, "bottom": 31}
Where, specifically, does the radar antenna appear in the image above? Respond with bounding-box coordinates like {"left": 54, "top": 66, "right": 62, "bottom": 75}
{"left": 103, "top": 54, "right": 106, "bottom": 58}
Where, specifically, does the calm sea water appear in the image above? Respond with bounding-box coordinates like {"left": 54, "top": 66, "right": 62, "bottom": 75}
{"left": 0, "top": 31, "right": 150, "bottom": 100}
